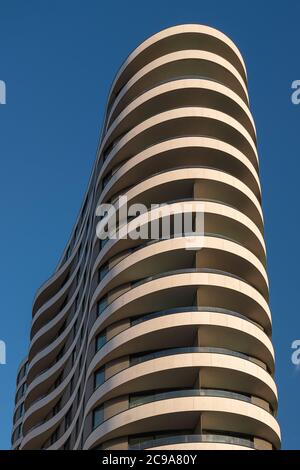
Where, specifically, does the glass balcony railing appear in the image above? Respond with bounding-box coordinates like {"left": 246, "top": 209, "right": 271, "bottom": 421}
{"left": 130, "top": 306, "right": 263, "bottom": 330}
{"left": 92, "top": 306, "right": 265, "bottom": 369}
{"left": 106, "top": 74, "right": 235, "bottom": 129}
{"left": 91, "top": 386, "right": 271, "bottom": 435}
{"left": 129, "top": 346, "right": 268, "bottom": 372}
{"left": 129, "top": 388, "right": 252, "bottom": 408}
{"left": 130, "top": 267, "right": 250, "bottom": 290}
{"left": 129, "top": 433, "right": 255, "bottom": 450}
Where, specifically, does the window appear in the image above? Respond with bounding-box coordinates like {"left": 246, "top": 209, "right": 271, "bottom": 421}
{"left": 129, "top": 434, "right": 153, "bottom": 447}
{"left": 19, "top": 402, "right": 24, "bottom": 418}
{"left": 77, "top": 244, "right": 82, "bottom": 261}
{"left": 75, "top": 418, "right": 80, "bottom": 438}
{"left": 21, "top": 382, "right": 27, "bottom": 397}
{"left": 70, "top": 376, "right": 74, "bottom": 394}
{"left": 94, "top": 367, "right": 105, "bottom": 389}
{"left": 56, "top": 346, "right": 65, "bottom": 362}
{"left": 103, "top": 143, "right": 113, "bottom": 161}
{"left": 15, "top": 424, "right": 22, "bottom": 440}
{"left": 60, "top": 296, "right": 68, "bottom": 312}
{"left": 73, "top": 319, "right": 78, "bottom": 337}
{"left": 74, "top": 294, "right": 79, "bottom": 312}
{"left": 50, "top": 427, "right": 59, "bottom": 445}
{"left": 55, "top": 372, "right": 63, "bottom": 388}
{"left": 65, "top": 407, "right": 72, "bottom": 430}
{"left": 76, "top": 387, "right": 81, "bottom": 408}
{"left": 58, "top": 320, "right": 66, "bottom": 337}
{"left": 53, "top": 398, "right": 61, "bottom": 416}
{"left": 128, "top": 431, "right": 187, "bottom": 447}
{"left": 95, "top": 331, "right": 106, "bottom": 352}
{"left": 65, "top": 246, "right": 71, "bottom": 261}
{"left": 97, "top": 297, "right": 108, "bottom": 316}
{"left": 129, "top": 392, "right": 154, "bottom": 408}
{"left": 102, "top": 172, "right": 112, "bottom": 189}
{"left": 71, "top": 349, "right": 76, "bottom": 367}
{"left": 98, "top": 264, "right": 109, "bottom": 283}
{"left": 61, "top": 272, "right": 70, "bottom": 289}
{"left": 92, "top": 405, "right": 104, "bottom": 429}
{"left": 99, "top": 238, "right": 108, "bottom": 252}
{"left": 82, "top": 196, "right": 88, "bottom": 214}
{"left": 63, "top": 437, "right": 71, "bottom": 450}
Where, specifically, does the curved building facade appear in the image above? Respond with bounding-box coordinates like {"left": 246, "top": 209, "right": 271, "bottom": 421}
{"left": 12, "top": 24, "right": 280, "bottom": 451}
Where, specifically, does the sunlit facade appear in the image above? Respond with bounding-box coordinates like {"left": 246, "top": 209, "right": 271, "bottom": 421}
{"left": 12, "top": 25, "right": 280, "bottom": 451}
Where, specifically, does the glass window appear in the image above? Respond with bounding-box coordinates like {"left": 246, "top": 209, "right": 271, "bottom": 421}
{"left": 60, "top": 296, "right": 68, "bottom": 312}
{"left": 55, "top": 372, "right": 63, "bottom": 388}
{"left": 70, "top": 376, "right": 74, "bottom": 394}
{"left": 97, "top": 297, "right": 108, "bottom": 316}
{"left": 75, "top": 418, "right": 79, "bottom": 438}
{"left": 21, "top": 382, "right": 27, "bottom": 396}
{"left": 71, "top": 349, "right": 76, "bottom": 366}
{"left": 16, "top": 424, "right": 22, "bottom": 440}
{"left": 74, "top": 294, "right": 79, "bottom": 312}
{"left": 94, "top": 367, "right": 105, "bottom": 389}
{"left": 73, "top": 319, "right": 78, "bottom": 337}
{"left": 98, "top": 264, "right": 109, "bottom": 282}
{"left": 129, "top": 434, "right": 155, "bottom": 446}
{"left": 96, "top": 331, "right": 106, "bottom": 351}
{"left": 77, "top": 243, "right": 82, "bottom": 260}
{"left": 65, "top": 407, "right": 72, "bottom": 430}
{"left": 50, "top": 427, "right": 59, "bottom": 445}
{"left": 99, "top": 238, "right": 108, "bottom": 252}
{"left": 77, "top": 387, "right": 81, "bottom": 407}
{"left": 65, "top": 246, "right": 71, "bottom": 261}
{"left": 102, "top": 172, "right": 112, "bottom": 189}
{"left": 82, "top": 197, "right": 88, "bottom": 214}
{"left": 19, "top": 402, "right": 24, "bottom": 418}
{"left": 64, "top": 437, "right": 71, "bottom": 450}
{"left": 129, "top": 393, "right": 154, "bottom": 408}
{"left": 53, "top": 398, "right": 61, "bottom": 416}
{"left": 93, "top": 405, "right": 104, "bottom": 429}
{"left": 57, "top": 346, "right": 65, "bottom": 362}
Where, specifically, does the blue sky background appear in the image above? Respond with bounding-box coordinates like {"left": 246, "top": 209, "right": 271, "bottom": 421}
{"left": 0, "top": 0, "right": 299, "bottom": 450}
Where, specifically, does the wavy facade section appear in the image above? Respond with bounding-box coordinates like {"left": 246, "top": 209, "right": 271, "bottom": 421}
{"left": 12, "top": 24, "right": 280, "bottom": 451}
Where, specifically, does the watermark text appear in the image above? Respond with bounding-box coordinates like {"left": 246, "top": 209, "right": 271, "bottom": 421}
{"left": 0, "top": 80, "right": 6, "bottom": 104}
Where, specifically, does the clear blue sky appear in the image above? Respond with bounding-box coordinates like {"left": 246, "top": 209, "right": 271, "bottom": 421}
{"left": 0, "top": 0, "right": 299, "bottom": 450}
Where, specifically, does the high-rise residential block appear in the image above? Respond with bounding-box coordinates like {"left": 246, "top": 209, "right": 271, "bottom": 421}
{"left": 12, "top": 25, "right": 281, "bottom": 451}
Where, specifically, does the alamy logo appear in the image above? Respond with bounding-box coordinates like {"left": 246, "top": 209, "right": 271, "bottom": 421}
{"left": 0, "top": 80, "right": 6, "bottom": 104}
{"left": 291, "top": 340, "right": 300, "bottom": 366}
{"left": 0, "top": 340, "right": 6, "bottom": 365}
{"left": 95, "top": 196, "right": 205, "bottom": 251}
{"left": 291, "top": 80, "right": 300, "bottom": 105}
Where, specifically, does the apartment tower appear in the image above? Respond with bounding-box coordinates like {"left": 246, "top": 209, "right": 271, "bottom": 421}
{"left": 12, "top": 25, "right": 281, "bottom": 450}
